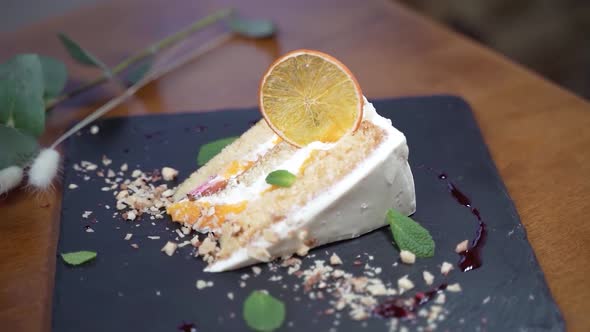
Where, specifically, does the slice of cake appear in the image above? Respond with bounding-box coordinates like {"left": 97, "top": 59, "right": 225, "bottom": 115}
{"left": 166, "top": 50, "right": 416, "bottom": 272}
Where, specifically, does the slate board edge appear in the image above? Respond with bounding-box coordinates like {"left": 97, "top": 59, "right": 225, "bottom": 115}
{"left": 51, "top": 94, "right": 565, "bottom": 331}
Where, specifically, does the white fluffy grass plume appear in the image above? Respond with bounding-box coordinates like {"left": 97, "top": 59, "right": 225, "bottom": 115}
{"left": 28, "top": 148, "right": 61, "bottom": 190}
{"left": 0, "top": 166, "right": 24, "bottom": 195}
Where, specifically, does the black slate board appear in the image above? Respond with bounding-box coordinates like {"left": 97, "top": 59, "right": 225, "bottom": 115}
{"left": 53, "top": 96, "right": 564, "bottom": 332}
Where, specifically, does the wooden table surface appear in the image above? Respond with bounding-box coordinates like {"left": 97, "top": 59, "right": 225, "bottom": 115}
{"left": 1, "top": 0, "right": 589, "bottom": 330}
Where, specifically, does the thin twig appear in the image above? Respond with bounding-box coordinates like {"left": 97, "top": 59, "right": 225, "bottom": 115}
{"left": 51, "top": 33, "right": 233, "bottom": 148}
{"left": 45, "top": 8, "right": 234, "bottom": 110}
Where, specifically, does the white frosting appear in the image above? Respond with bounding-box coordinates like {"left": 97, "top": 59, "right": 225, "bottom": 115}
{"left": 206, "top": 98, "right": 416, "bottom": 272}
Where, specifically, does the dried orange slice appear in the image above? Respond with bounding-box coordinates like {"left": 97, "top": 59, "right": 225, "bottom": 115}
{"left": 259, "top": 49, "right": 363, "bottom": 147}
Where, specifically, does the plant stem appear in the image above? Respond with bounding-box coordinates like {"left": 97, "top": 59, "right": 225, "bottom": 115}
{"left": 51, "top": 33, "right": 233, "bottom": 148}
{"left": 45, "top": 7, "right": 234, "bottom": 110}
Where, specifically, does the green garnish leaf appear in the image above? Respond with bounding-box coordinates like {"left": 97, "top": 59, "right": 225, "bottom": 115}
{"left": 265, "top": 170, "right": 296, "bottom": 188}
{"left": 39, "top": 55, "right": 68, "bottom": 99}
{"left": 125, "top": 58, "right": 152, "bottom": 86}
{"left": 227, "top": 16, "right": 276, "bottom": 39}
{"left": 0, "top": 125, "right": 39, "bottom": 169}
{"left": 61, "top": 251, "right": 97, "bottom": 266}
{"left": 243, "top": 290, "right": 286, "bottom": 332}
{"left": 387, "top": 209, "right": 435, "bottom": 258}
{"left": 0, "top": 54, "right": 46, "bottom": 137}
{"left": 197, "top": 137, "right": 238, "bottom": 166}
{"left": 58, "top": 33, "right": 111, "bottom": 75}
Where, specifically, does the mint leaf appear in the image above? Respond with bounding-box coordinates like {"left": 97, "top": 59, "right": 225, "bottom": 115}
{"left": 39, "top": 55, "right": 67, "bottom": 99}
{"left": 227, "top": 16, "right": 276, "bottom": 38}
{"left": 58, "top": 33, "right": 111, "bottom": 75}
{"left": 0, "top": 125, "right": 39, "bottom": 169}
{"left": 387, "top": 209, "right": 435, "bottom": 258}
{"left": 61, "top": 251, "right": 97, "bottom": 266}
{"left": 243, "top": 291, "right": 285, "bottom": 332}
{"left": 265, "top": 170, "right": 296, "bottom": 187}
{"left": 197, "top": 137, "right": 238, "bottom": 166}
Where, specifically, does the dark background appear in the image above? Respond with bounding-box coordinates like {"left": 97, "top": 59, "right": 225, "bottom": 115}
{"left": 3, "top": 0, "right": 590, "bottom": 99}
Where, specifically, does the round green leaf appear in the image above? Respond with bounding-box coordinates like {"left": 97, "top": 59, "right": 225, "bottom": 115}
{"left": 243, "top": 291, "right": 286, "bottom": 332}
{"left": 0, "top": 79, "right": 45, "bottom": 137}
{"left": 0, "top": 54, "right": 44, "bottom": 97}
{"left": 0, "top": 125, "right": 39, "bottom": 169}
{"left": 39, "top": 55, "right": 68, "bottom": 99}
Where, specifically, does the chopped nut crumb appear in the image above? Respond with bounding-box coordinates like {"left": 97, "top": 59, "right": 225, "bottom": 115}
{"left": 441, "top": 262, "right": 454, "bottom": 275}
{"left": 446, "top": 283, "right": 462, "bottom": 292}
{"left": 423, "top": 270, "right": 434, "bottom": 285}
{"left": 329, "top": 253, "right": 343, "bottom": 265}
{"left": 130, "top": 243, "right": 139, "bottom": 249}
{"left": 227, "top": 292, "right": 234, "bottom": 300}
{"left": 455, "top": 239, "right": 469, "bottom": 253}
{"left": 125, "top": 211, "right": 137, "bottom": 221}
{"left": 161, "top": 241, "right": 178, "bottom": 256}
{"left": 82, "top": 211, "right": 92, "bottom": 218}
{"left": 120, "top": 163, "right": 128, "bottom": 171}
{"left": 400, "top": 250, "right": 416, "bottom": 264}
{"left": 124, "top": 233, "right": 132, "bottom": 240}
{"left": 68, "top": 184, "right": 78, "bottom": 189}
{"left": 161, "top": 167, "right": 179, "bottom": 181}
{"left": 196, "top": 280, "right": 213, "bottom": 290}
{"left": 397, "top": 275, "right": 414, "bottom": 292}
{"left": 90, "top": 125, "right": 99, "bottom": 135}
{"left": 252, "top": 266, "right": 262, "bottom": 275}
{"left": 435, "top": 293, "right": 446, "bottom": 304}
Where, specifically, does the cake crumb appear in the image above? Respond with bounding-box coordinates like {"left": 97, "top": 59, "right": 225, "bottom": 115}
{"left": 455, "top": 240, "right": 469, "bottom": 253}
{"left": 330, "top": 253, "right": 343, "bottom": 265}
{"left": 400, "top": 250, "right": 416, "bottom": 264}
{"left": 296, "top": 245, "right": 310, "bottom": 257}
{"left": 90, "top": 125, "right": 99, "bottom": 135}
{"left": 161, "top": 241, "right": 178, "bottom": 256}
{"left": 435, "top": 293, "right": 446, "bottom": 304}
{"left": 120, "top": 163, "right": 128, "bottom": 172}
{"left": 441, "top": 262, "right": 453, "bottom": 275}
{"left": 227, "top": 292, "right": 234, "bottom": 300}
{"left": 68, "top": 184, "right": 78, "bottom": 189}
{"left": 263, "top": 229, "right": 279, "bottom": 243}
{"left": 198, "top": 237, "right": 217, "bottom": 256}
{"left": 252, "top": 266, "right": 262, "bottom": 275}
{"left": 161, "top": 167, "right": 178, "bottom": 181}
{"left": 447, "top": 283, "right": 462, "bottom": 292}
{"left": 423, "top": 270, "right": 434, "bottom": 285}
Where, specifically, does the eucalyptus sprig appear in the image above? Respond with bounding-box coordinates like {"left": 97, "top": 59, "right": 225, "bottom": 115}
{"left": 0, "top": 9, "right": 276, "bottom": 195}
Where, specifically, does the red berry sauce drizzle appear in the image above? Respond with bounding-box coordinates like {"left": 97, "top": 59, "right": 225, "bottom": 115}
{"left": 438, "top": 173, "right": 487, "bottom": 272}
{"left": 374, "top": 171, "right": 488, "bottom": 319}
{"left": 374, "top": 283, "right": 448, "bottom": 319}
{"left": 177, "top": 322, "right": 197, "bottom": 332}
